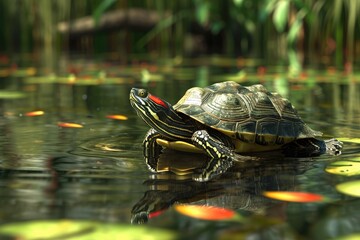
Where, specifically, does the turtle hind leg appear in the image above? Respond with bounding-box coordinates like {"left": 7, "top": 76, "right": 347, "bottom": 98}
{"left": 282, "top": 138, "right": 342, "bottom": 157}
{"left": 191, "top": 130, "right": 234, "bottom": 182}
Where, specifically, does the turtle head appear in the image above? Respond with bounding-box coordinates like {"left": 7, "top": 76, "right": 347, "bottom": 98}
{"left": 130, "top": 88, "right": 171, "bottom": 111}
{"left": 130, "top": 88, "right": 173, "bottom": 120}
{"left": 130, "top": 88, "right": 192, "bottom": 139}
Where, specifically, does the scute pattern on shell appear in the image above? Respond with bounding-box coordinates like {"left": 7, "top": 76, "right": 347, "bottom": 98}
{"left": 174, "top": 81, "right": 322, "bottom": 145}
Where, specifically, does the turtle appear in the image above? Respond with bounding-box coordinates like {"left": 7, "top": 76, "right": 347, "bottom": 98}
{"left": 129, "top": 81, "right": 342, "bottom": 182}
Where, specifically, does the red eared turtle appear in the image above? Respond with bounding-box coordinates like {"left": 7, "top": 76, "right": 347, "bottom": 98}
{"left": 130, "top": 81, "right": 342, "bottom": 182}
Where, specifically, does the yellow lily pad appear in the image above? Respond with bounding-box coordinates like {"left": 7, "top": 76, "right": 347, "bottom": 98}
{"left": 325, "top": 160, "right": 360, "bottom": 176}
{"left": 337, "top": 138, "right": 360, "bottom": 144}
{"left": 336, "top": 180, "right": 360, "bottom": 197}
{"left": 336, "top": 233, "right": 360, "bottom": 240}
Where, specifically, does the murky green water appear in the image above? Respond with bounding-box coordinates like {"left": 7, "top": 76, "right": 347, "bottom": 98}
{"left": 0, "top": 58, "right": 360, "bottom": 239}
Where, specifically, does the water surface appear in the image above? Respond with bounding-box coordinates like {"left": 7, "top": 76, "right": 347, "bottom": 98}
{"left": 0, "top": 59, "right": 360, "bottom": 239}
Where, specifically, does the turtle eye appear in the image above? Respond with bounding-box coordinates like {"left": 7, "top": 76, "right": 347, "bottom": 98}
{"left": 138, "top": 89, "right": 148, "bottom": 98}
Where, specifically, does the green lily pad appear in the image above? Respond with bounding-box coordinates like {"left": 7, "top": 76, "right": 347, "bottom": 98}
{"left": 336, "top": 233, "right": 360, "bottom": 240}
{"left": 336, "top": 180, "right": 360, "bottom": 197}
{"left": 11, "top": 67, "right": 37, "bottom": 77}
{"left": 0, "top": 220, "right": 176, "bottom": 240}
{"left": 337, "top": 138, "right": 360, "bottom": 144}
{"left": 25, "top": 76, "right": 57, "bottom": 84}
{"left": 0, "top": 90, "right": 26, "bottom": 99}
{"left": 325, "top": 160, "right": 360, "bottom": 176}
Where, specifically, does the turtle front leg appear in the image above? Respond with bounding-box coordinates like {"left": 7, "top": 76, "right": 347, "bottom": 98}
{"left": 325, "top": 138, "right": 343, "bottom": 155}
{"left": 143, "top": 128, "right": 162, "bottom": 172}
{"left": 191, "top": 130, "right": 234, "bottom": 182}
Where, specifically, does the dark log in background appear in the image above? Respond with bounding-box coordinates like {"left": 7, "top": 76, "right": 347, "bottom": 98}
{"left": 58, "top": 8, "right": 165, "bottom": 35}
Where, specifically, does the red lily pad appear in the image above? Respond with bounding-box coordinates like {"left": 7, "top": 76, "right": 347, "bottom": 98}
{"left": 174, "top": 204, "right": 239, "bottom": 221}
{"left": 24, "top": 110, "right": 45, "bottom": 117}
{"left": 58, "top": 122, "right": 83, "bottom": 128}
{"left": 263, "top": 191, "right": 324, "bottom": 202}
{"left": 106, "top": 115, "right": 128, "bottom": 120}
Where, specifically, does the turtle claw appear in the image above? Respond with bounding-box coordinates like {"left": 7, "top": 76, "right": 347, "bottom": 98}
{"left": 147, "top": 165, "right": 158, "bottom": 173}
{"left": 192, "top": 173, "right": 210, "bottom": 182}
{"left": 325, "top": 138, "right": 343, "bottom": 156}
{"left": 131, "top": 211, "right": 149, "bottom": 224}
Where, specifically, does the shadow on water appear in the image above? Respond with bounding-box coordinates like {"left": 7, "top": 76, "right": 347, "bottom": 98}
{"left": 0, "top": 60, "right": 360, "bottom": 239}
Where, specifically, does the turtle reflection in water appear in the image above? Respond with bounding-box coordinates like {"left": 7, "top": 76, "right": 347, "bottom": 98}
{"left": 130, "top": 81, "right": 342, "bottom": 182}
{"left": 131, "top": 149, "right": 315, "bottom": 224}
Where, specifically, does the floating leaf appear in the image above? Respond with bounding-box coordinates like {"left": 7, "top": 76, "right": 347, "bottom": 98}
{"left": 0, "top": 90, "right": 26, "bottom": 99}
{"left": 24, "top": 110, "right": 45, "bottom": 117}
{"left": 58, "top": 122, "right": 83, "bottom": 128}
{"left": 12, "top": 67, "right": 36, "bottom": 77}
{"left": 336, "top": 180, "right": 360, "bottom": 197}
{"left": 325, "top": 160, "right": 360, "bottom": 176}
{"left": 263, "top": 191, "right": 324, "bottom": 202}
{"left": 26, "top": 76, "right": 57, "bottom": 84}
{"left": 0, "top": 220, "right": 176, "bottom": 240}
{"left": 106, "top": 115, "right": 128, "bottom": 120}
{"left": 337, "top": 138, "right": 360, "bottom": 144}
{"left": 174, "top": 204, "right": 238, "bottom": 221}
{"left": 336, "top": 233, "right": 360, "bottom": 240}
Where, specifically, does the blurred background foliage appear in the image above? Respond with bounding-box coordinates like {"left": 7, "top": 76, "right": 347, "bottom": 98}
{"left": 0, "top": 0, "right": 359, "bottom": 68}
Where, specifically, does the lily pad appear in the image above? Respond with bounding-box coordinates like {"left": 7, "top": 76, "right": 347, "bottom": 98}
{"left": 0, "top": 220, "right": 176, "bottom": 240}
{"left": 337, "top": 138, "right": 360, "bottom": 144}
{"left": 336, "top": 180, "right": 360, "bottom": 197}
{"left": 263, "top": 191, "right": 325, "bottom": 202}
{"left": 25, "top": 76, "right": 57, "bottom": 84}
{"left": 325, "top": 160, "right": 360, "bottom": 176}
{"left": 174, "top": 204, "right": 241, "bottom": 221}
{"left": 12, "top": 68, "right": 37, "bottom": 77}
{"left": 0, "top": 90, "right": 26, "bottom": 99}
{"left": 106, "top": 114, "right": 128, "bottom": 120}
{"left": 58, "top": 122, "right": 84, "bottom": 128}
{"left": 336, "top": 233, "right": 360, "bottom": 240}
{"left": 24, "top": 110, "right": 45, "bottom": 117}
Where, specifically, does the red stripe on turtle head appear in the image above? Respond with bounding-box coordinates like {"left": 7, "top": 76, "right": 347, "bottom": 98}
{"left": 149, "top": 94, "right": 168, "bottom": 109}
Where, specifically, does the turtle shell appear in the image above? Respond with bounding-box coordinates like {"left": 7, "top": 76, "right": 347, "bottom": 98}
{"left": 174, "top": 81, "right": 322, "bottom": 148}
